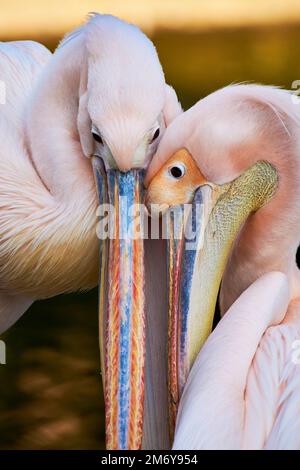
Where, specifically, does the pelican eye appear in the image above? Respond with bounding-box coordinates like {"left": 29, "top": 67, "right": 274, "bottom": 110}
{"left": 151, "top": 128, "right": 160, "bottom": 143}
{"left": 169, "top": 164, "right": 186, "bottom": 179}
{"left": 92, "top": 132, "right": 103, "bottom": 145}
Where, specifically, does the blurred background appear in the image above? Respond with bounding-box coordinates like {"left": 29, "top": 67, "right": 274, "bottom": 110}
{"left": 0, "top": 0, "right": 300, "bottom": 449}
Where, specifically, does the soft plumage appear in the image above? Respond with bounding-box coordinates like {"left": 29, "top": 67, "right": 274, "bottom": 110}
{"left": 0, "top": 13, "right": 181, "bottom": 332}
{"left": 146, "top": 84, "right": 300, "bottom": 310}
{"left": 173, "top": 272, "right": 300, "bottom": 449}
{"left": 146, "top": 84, "right": 300, "bottom": 449}
{"left": 173, "top": 272, "right": 292, "bottom": 449}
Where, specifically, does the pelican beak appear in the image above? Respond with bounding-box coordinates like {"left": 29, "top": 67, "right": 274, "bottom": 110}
{"left": 92, "top": 156, "right": 146, "bottom": 450}
{"left": 166, "top": 160, "right": 278, "bottom": 436}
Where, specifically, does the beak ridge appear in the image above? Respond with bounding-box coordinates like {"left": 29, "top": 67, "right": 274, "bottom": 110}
{"left": 93, "top": 156, "right": 146, "bottom": 449}
{"left": 167, "top": 161, "right": 278, "bottom": 437}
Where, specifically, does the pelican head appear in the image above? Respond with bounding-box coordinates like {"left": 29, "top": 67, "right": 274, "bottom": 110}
{"left": 145, "top": 84, "right": 300, "bottom": 434}
{"left": 74, "top": 15, "right": 168, "bottom": 171}
{"left": 80, "top": 15, "right": 181, "bottom": 450}
{"left": 26, "top": 13, "right": 181, "bottom": 449}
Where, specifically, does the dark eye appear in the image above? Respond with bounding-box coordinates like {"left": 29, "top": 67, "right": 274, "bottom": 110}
{"left": 92, "top": 132, "right": 103, "bottom": 145}
{"left": 151, "top": 128, "right": 160, "bottom": 143}
{"left": 169, "top": 164, "right": 185, "bottom": 179}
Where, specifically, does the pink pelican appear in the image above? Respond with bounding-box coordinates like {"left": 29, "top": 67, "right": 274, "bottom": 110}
{"left": 0, "top": 14, "right": 181, "bottom": 449}
{"left": 146, "top": 84, "right": 300, "bottom": 448}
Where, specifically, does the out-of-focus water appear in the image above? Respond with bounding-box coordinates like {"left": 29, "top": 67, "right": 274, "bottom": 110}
{"left": 0, "top": 290, "right": 105, "bottom": 449}
{"left": 0, "top": 24, "right": 300, "bottom": 449}
{"left": 155, "top": 25, "right": 300, "bottom": 109}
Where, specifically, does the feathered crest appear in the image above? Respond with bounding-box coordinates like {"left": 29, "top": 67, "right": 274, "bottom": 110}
{"left": 57, "top": 12, "right": 100, "bottom": 50}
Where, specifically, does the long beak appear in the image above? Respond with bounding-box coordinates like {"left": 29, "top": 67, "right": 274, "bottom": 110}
{"left": 92, "top": 156, "right": 146, "bottom": 450}
{"left": 167, "top": 160, "right": 278, "bottom": 437}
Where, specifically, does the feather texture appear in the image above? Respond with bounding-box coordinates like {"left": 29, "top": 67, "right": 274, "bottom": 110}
{"left": 173, "top": 272, "right": 299, "bottom": 450}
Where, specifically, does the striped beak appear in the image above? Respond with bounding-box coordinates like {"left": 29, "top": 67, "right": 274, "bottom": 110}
{"left": 93, "top": 157, "right": 146, "bottom": 450}
{"left": 166, "top": 161, "right": 278, "bottom": 438}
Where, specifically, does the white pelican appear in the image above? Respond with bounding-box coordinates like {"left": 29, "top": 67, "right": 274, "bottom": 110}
{"left": 0, "top": 13, "right": 181, "bottom": 449}
{"left": 145, "top": 84, "right": 300, "bottom": 448}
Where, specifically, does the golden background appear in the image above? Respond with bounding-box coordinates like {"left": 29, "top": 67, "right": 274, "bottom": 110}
{"left": 0, "top": 0, "right": 299, "bottom": 449}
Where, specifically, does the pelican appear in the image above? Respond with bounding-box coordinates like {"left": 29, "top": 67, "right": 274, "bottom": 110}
{"left": 0, "top": 13, "right": 181, "bottom": 449}
{"left": 145, "top": 84, "right": 300, "bottom": 449}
